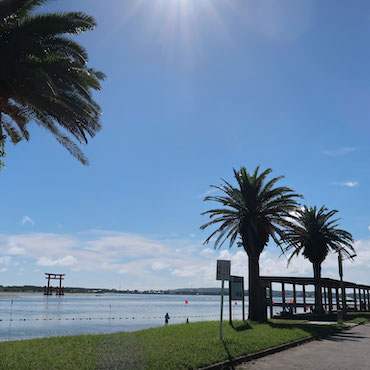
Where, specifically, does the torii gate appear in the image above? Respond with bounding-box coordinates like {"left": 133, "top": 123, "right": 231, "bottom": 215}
{"left": 44, "top": 273, "right": 65, "bottom": 295}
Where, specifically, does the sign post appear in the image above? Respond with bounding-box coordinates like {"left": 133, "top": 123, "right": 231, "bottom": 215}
{"left": 185, "top": 300, "right": 188, "bottom": 322}
{"left": 216, "top": 260, "right": 231, "bottom": 340}
{"left": 229, "top": 275, "right": 245, "bottom": 324}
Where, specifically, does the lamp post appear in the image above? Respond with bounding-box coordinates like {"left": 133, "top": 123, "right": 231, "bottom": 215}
{"left": 338, "top": 250, "right": 356, "bottom": 314}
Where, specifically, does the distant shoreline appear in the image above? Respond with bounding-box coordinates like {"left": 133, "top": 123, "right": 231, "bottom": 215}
{"left": 0, "top": 285, "right": 318, "bottom": 298}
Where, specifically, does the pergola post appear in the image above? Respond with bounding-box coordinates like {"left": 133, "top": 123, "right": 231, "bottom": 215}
{"left": 269, "top": 281, "right": 273, "bottom": 319}
{"left": 259, "top": 276, "right": 370, "bottom": 317}
{"left": 364, "top": 289, "right": 367, "bottom": 311}
{"left": 342, "top": 285, "right": 347, "bottom": 311}
{"left": 359, "top": 289, "right": 362, "bottom": 311}
{"left": 362, "top": 289, "right": 366, "bottom": 311}
{"left": 328, "top": 287, "right": 333, "bottom": 313}
{"left": 335, "top": 287, "right": 340, "bottom": 310}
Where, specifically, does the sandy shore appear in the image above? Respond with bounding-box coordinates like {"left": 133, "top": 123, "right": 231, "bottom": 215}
{"left": 0, "top": 292, "right": 41, "bottom": 299}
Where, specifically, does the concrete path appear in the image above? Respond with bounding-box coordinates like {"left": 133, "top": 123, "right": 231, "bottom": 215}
{"left": 237, "top": 324, "right": 370, "bottom": 370}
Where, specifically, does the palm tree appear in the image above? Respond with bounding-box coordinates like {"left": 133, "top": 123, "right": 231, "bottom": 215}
{"left": 201, "top": 166, "right": 302, "bottom": 322}
{"left": 0, "top": 0, "right": 105, "bottom": 165}
{"left": 283, "top": 206, "right": 354, "bottom": 313}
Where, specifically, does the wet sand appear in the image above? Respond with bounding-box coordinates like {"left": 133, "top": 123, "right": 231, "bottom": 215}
{"left": 0, "top": 292, "right": 41, "bottom": 299}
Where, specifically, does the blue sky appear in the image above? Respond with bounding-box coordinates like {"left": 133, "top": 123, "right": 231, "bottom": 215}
{"left": 1, "top": 0, "right": 370, "bottom": 289}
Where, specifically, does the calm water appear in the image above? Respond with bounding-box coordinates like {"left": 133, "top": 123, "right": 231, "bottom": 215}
{"left": 0, "top": 293, "right": 318, "bottom": 341}
{"left": 0, "top": 293, "right": 250, "bottom": 341}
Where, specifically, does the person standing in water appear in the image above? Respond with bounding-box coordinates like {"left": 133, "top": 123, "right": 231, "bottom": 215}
{"left": 165, "top": 312, "right": 170, "bottom": 325}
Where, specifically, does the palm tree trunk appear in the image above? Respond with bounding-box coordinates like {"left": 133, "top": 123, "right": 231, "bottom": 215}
{"left": 248, "top": 252, "right": 267, "bottom": 322}
{"left": 313, "top": 262, "right": 323, "bottom": 313}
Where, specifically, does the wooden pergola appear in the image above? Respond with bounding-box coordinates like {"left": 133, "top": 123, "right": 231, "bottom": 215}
{"left": 44, "top": 273, "right": 65, "bottom": 296}
{"left": 261, "top": 276, "right": 370, "bottom": 318}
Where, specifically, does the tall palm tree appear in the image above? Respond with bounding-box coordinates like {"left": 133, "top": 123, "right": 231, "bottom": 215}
{"left": 201, "top": 166, "right": 302, "bottom": 322}
{"left": 283, "top": 206, "right": 354, "bottom": 313}
{"left": 0, "top": 0, "right": 105, "bottom": 165}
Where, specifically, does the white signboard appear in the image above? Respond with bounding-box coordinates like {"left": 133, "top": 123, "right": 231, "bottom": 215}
{"left": 230, "top": 276, "right": 244, "bottom": 301}
{"left": 216, "top": 260, "right": 231, "bottom": 281}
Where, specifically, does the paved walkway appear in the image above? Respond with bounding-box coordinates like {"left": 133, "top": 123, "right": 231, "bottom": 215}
{"left": 237, "top": 324, "right": 370, "bottom": 370}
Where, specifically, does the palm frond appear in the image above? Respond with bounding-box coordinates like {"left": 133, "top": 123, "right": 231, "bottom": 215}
{"left": 0, "top": 0, "right": 48, "bottom": 23}
{"left": 283, "top": 205, "right": 354, "bottom": 265}
{"left": 0, "top": 0, "right": 104, "bottom": 165}
{"left": 201, "top": 166, "right": 301, "bottom": 256}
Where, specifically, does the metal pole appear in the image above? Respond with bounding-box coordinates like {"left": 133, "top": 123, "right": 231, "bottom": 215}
{"left": 220, "top": 279, "right": 224, "bottom": 340}
{"left": 10, "top": 299, "right": 13, "bottom": 321}
{"left": 338, "top": 252, "right": 346, "bottom": 313}
{"left": 229, "top": 280, "right": 232, "bottom": 325}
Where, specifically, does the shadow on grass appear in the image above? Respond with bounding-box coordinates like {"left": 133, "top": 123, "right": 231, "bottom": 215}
{"left": 345, "top": 312, "right": 370, "bottom": 322}
{"left": 221, "top": 340, "right": 236, "bottom": 370}
{"left": 267, "top": 320, "right": 339, "bottom": 340}
{"left": 230, "top": 322, "right": 252, "bottom": 332}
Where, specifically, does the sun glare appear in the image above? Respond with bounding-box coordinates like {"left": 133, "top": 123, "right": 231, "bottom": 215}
{"left": 119, "top": 0, "right": 230, "bottom": 62}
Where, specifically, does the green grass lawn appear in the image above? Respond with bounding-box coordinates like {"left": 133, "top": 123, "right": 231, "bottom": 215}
{"left": 0, "top": 320, "right": 340, "bottom": 370}
{"left": 345, "top": 312, "right": 370, "bottom": 324}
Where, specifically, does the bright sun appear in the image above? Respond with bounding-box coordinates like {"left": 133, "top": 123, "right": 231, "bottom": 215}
{"left": 121, "top": 0, "right": 228, "bottom": 60}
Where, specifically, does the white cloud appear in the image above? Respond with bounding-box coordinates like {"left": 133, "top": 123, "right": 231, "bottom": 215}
{"left": 83, "top": 231, "right": 167, "bottom": 257}
{"left": 152, "top": 262, "right": 171, "bottom": 271}
{"left": 218, "top": 250, "right": 233, "bottom": 260}
{"left": 200, "top": 248, "right": 214, "bottom": 257}
{"left": 351, "top": 239, "right": 370, "bottom": 268}
{"left": 0, "top": 256, "right": 11, "bottom": 266}
{"left": 261, "top": 251, "right": 312, "bottom": 277}
{"left": 172, "top": 264, "right": 206, "bottom": 278}
{"left": 36, "top": 255, "right": 78, "bottom": 267}
{"left": 0, "top": 230, "right": 369, "bottom": 289}
{"left": 21, "top": 216, "right": 34, "bottom": 226}
{"left": 341, "top": 181, "right": 359, "bottom": 188}
{"left": 0, "top": 268, "right": 7, "bottom": 272}
{"left": 332, "top": 181, "right": 359, "bottom": 188}
{"left": 8, "top": 246, "right": 26, "bottom": 255}
{"left": 7, "top": 239, "right": 26, "bottom": 255}
{"left": 323, "top": 147, "right": 356, "bottom": 156}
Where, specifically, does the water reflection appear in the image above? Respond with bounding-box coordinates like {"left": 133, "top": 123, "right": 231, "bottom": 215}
{"left": 0, "top": 293, "right": 242, "bottom": 341}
